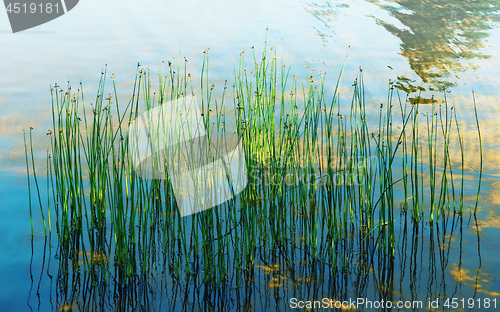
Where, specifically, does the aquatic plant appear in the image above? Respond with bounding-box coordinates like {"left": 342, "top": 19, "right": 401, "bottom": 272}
{"left": 24, "top": 41, "right": 483, "bottom": 285}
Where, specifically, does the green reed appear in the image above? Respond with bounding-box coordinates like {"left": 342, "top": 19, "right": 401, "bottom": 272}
{"left": 472, "top": 91, "right": 483, "bottom": 215}
{"left": 25, "top": 42, "right": 483, "bottom": 284}
{"left": 24, "top": 130, "right": 33, "bottom": 235}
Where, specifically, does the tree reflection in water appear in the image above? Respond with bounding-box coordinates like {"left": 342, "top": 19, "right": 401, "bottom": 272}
{"left": 308, "top": 0, "right": 500, "bottom": 90}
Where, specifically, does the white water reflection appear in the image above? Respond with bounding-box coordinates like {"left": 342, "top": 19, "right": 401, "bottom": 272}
{"left": 1, "top": 0, "right": 499, "bottom": 180}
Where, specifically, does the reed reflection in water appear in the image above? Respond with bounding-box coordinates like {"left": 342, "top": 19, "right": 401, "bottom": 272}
{"left": 27, "top": 214, "right": 483, "bottom": 311}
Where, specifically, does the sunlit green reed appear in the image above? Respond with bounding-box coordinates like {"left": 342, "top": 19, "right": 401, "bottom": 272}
{"left": 25, "top": 42, "right": 483, "bottom": 283}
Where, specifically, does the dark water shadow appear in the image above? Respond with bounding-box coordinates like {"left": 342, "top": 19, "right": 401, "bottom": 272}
{"left": 28, "top": 211, "right": 485, "bottom": 311}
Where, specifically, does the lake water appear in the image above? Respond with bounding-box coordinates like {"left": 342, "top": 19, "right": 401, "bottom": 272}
{"left": 1, "top": 0, "right": 500, "bottom": 311}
